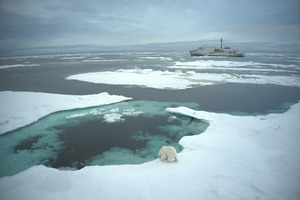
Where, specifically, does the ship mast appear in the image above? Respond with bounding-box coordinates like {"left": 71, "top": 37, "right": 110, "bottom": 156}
{"left": 221, "top": 38, "right": 222, "bottom": 49}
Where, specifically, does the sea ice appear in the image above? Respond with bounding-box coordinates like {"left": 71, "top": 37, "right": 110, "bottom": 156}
{"left": 140, "top": 56, "right": 173, "bottom": 61}
{"left": 173, "top": 60, "right": 294, "bottom": 69}
{"left": 0, "top": 101, "right": 299, "bottom": 200}
{"left": 169, "top": 60, "right": 297, "bottom": 72}
{"left": 66, "top": 67, "right": 300, "bottom": 90}
{"left": 103, "top": 113, "right": 124, "bottom": 123}
{"left": 0, "top": 91, "right": 131, "bottom": 134}
{"left": 0, "top": 63, "right": 40, "bottom": 69}
{"left": 0, "top": 99, "right": 205, "bottom": 177}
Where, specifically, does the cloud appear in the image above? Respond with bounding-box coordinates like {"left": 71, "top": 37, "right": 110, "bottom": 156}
{"left": 0, "top": 0, "right": 299, "bottom": 53}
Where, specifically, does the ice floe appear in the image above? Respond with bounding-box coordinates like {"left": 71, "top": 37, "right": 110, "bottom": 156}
{"left": 66, "top": 67, "right": 300, "bottom": 90}
{"left": 66, "top": 107, "right": 143, "bottom": 122}
{"left": 0, "top": 101, "right": 299, "bottom": 200}
{"left": 140, "top": 56, "right": 173, "bottom": 61}
{"left": 103, "top": 113, "right": 124, "bottom": 123}
{"left": 0, "top": 63, "right": 40, "bottom": 69}
{"left": 0, "top": 91, "right": 131, "bottom": 134}
{"left": 174, "top": 60, "right": 291, "bottom": 68}
{"left": 59, "top": 55, "right": 86, "bottom": 60}
{"left": 169, "top": 60, "right": 297, "bottom": 72}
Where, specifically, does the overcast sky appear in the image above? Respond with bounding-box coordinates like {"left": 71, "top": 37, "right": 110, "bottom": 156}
{"left": 0, "top": 0, "right": 300, "bottom": 52}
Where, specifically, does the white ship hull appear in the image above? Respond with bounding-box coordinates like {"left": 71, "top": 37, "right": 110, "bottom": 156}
{"left": 189, "top": 50, "right": 245, "bottom": 57}
{"left": 189, "top": 39, "right": 245, "bottom": 57}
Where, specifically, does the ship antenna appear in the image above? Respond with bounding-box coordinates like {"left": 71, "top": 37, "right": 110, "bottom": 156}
{"left": 221, "top": 38, "right": 222, "bottom": 49}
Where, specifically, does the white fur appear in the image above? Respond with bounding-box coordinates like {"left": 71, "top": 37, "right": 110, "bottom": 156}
{"left": 158, "top": 146, "right": 178, "bottom": 162}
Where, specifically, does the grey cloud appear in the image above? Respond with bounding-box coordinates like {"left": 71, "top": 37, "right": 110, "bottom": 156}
{"left": 0, "top": 0, "right": 299, "bottom": 54}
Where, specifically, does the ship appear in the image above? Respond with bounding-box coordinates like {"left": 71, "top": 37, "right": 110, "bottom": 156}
{"left": 189, "top": 38, "right": 245, "bottom": 57}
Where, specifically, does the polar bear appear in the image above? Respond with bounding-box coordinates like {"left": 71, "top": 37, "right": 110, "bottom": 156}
{"left": 158, "top": 146, "right": 178, "bottom": 162}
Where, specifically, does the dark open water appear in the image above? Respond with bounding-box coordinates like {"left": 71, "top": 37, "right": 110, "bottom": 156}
{"left": 1, "top": 52, "right": 300, "bottom": 113}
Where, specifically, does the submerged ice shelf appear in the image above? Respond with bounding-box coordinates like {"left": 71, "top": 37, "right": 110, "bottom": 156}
{"left": 0, "top": 100, "right": 208, "bottom": 177}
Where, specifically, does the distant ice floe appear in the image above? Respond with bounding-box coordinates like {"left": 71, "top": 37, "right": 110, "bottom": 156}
{"left": 0, "top": 91, "right": 131, "bottom": 134}
{"left": 59, "top": 56, "right": 86, "bottom": 60}
{"left": 169, "top": 60, "right": 297, "bottom": 72}
{"left": 56, "top": 53, "right": 129, "bottom": 62}
{"left": 140, "top": 56, "right": 173, "bottom": 61}
{"left": 66, "top": 67, "right": 300, "bottom": 90}
{"left": 173, "top": 60, "right": 297, "bottom": 69}
{"left": 81, "top": 59, "right": 128, "bottom": 62}
{"left": 0, "top": 63, "right": 40, "bottom": 69}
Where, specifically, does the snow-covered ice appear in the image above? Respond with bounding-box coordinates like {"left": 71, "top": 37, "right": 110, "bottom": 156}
{"left": 66, "top": 68, "right": 300, "bottom": 90}
{"left": 0, "top": 91, "right": 131, "bottom": 134}
{"left": 0, "top": 100, "right": 299, "bottom": 200}
{"left": 169, "top": 60, "right": 297, "bottom": 72}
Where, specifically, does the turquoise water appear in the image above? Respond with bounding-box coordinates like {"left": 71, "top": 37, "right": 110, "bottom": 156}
{"left": 0, "top": 100, "right": 209, "bottom": 177}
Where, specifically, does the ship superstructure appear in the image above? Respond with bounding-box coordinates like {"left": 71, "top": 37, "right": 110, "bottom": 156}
{"left": 189, "top": 38, "right": 245, "bottom": 57}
